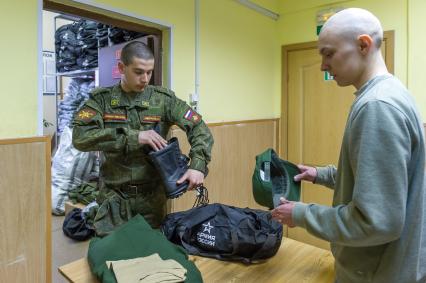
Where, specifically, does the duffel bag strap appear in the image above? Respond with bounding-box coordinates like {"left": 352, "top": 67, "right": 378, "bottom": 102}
{"left": 251, "top": 233, "right": 281, "bottom": 261}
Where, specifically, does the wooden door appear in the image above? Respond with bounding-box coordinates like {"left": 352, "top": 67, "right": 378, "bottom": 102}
{"left": 282, "top": 32, "right": 394, "bottom": 249}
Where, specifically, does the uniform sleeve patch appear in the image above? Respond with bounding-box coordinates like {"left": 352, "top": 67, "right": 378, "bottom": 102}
{"left": 142, "top": 115, "right": 161, "bottom": 123}
{"left": 183, "top": 108, "right": 202, "bottom": 123}
{"left": 103, "top": 113, "right": 127, "bottom": 121}
{"left": 76, "top": 108, "right": 96, "bottom": 121}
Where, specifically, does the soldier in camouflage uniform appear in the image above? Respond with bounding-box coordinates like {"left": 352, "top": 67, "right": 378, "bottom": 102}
{"left": 72, "top": 41, "right": 213, "bottom": 236}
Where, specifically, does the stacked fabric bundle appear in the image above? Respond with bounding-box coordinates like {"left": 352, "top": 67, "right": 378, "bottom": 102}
{"left": 96, "top": 23, "right": 110, "bottom": 48}
{"left": 108, "top": 27, "right": 147, "bottom": 44}
{"left": 58, "top": 77, "right": 95, "bottom": 134}
{"left": 107, "top": 254, "right": 187, "bottom": 283}
{"left": 76, "top": 20, "right": 99, "bottom": 69}
{"left": 55, "top": 22, "right": 80, "bottom": 72}
{"left": 55, "top": 19, "right": 150, "bottom": 72}
{"left": 56, "top": 20, "right": 99, "bottom": 72}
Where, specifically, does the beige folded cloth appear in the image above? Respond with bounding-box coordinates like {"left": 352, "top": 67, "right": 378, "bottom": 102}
{"left": 106, "top": 253, "right": 187, "bottom": 283}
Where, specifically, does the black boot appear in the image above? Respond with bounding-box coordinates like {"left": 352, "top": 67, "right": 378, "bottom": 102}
{"left": 148, "top": 137, "right": 190, "bottom": 198}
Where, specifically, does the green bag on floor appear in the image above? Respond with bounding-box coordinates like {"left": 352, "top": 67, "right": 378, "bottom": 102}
{"left": 87, "top": 214, "right": 203, "bottom": 283}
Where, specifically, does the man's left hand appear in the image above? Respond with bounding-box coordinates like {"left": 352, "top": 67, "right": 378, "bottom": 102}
{"left": 177, "top": 169, "right": 204, "bottom": 190}
{"left": 271, "top": 197, "right": 296, "bottom": 227}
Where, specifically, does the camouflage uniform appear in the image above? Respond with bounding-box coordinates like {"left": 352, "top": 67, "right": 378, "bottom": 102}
{"left": 72, "top": 84, "right": 213, "bottom": 236}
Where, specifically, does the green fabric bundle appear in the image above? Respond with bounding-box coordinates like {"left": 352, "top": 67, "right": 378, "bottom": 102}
{"left": 68, "top": 182, "right": 99, "bottom": 205}
{"left": 87, "top": 214, "right": 203, "bottom": 283}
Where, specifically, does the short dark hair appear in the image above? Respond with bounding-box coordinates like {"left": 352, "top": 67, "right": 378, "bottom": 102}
{"left": 120, "top": 41, "right": 154, "bottom": 65}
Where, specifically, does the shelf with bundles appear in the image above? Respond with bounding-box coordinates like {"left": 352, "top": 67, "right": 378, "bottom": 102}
{"left": 56, "top": 68, "right": 98, "bottom": 78}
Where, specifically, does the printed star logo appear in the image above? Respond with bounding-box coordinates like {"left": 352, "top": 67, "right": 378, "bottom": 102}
{"left": 202, "top": 221, "right": 213, "bottom": 233}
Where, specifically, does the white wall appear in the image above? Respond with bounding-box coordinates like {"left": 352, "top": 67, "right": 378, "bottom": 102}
{"left": 42, "top": 10, "right": 74, "bottom": 137}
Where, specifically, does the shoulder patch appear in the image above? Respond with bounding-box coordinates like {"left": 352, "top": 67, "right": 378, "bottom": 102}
{"left": 75, "top": 107, "right": 97, "bottom": 122}
{"left": 183, "top": 107, "right": 202, "bottom": 124}
{"left": 150, "top": 85, "right": 174, "bottom": 97}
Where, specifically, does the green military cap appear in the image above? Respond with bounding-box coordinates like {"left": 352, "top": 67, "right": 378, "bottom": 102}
{"left": 252, "top": 148, "right": 301, "bottom": 209}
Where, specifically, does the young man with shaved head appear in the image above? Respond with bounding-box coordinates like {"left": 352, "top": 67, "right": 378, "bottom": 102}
{"left": 272, "top": 8, "right": 426, "bottom": 283}
{"left": 72, "top": 41, "right": 213, "bottom": 236}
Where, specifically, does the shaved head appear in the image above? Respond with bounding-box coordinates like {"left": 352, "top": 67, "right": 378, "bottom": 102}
{"left": 317, "top": 8, "right": 388, "bottom": 89}
{"left": 320, "top": 8, "right": 383, "bottom": 49}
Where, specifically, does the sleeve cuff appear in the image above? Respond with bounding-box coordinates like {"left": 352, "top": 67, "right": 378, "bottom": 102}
{"left": 292, "top": 202, "right": 308, "bottom": 228}
{"left": 315, "top": 166, "right": 331, "bottom": 185}
{"left": 189, "top": 157, "right": 207, "bottom": 175}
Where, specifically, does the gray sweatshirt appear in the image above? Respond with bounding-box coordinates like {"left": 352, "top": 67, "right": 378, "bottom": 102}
{"left": 293, "top": 74, "right": 426, "bottom": 283}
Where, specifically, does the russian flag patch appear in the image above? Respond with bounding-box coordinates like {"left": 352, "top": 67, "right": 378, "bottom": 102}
{"left": 183, "top": 108, "right": 201, "bottom": 123}
{"left": 184, "top": 109, "right": 194, "bottom": 121}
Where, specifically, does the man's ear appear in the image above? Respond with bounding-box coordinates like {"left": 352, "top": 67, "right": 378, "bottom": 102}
{"left": 358, "top": 34, "right": 373, "bottom": 54}
{"left": 118, "top": 61, "right": 125, "bottom": 74}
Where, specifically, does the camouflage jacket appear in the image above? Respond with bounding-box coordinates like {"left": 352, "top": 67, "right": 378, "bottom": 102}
{"left": 72, "top": 84, "right": 213, "bottom": 187}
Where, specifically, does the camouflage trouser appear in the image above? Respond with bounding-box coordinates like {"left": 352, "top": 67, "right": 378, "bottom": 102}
{"left": 93, "top": 182, "right": 167, "bottom": 237}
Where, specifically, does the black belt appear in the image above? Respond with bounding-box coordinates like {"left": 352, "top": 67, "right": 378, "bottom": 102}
{"left": 118, "top": 183, "right": 156, "bottom": 195}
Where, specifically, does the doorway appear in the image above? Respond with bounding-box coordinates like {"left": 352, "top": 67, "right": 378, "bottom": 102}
{"left": 41, "top": 2, "right": 169, "bottom": 281}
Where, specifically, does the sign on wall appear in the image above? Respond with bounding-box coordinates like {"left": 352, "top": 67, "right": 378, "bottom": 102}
{"left": 43, "top": 51, "right": 56, "bottom": 94}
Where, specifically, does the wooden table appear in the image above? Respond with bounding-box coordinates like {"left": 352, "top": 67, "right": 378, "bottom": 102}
{"left": 59, "top": 237, "right": 335, "bottom": 283}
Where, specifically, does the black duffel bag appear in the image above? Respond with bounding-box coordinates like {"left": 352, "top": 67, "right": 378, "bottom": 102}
{"left": 62, "top": 208, "right": 95, "bottom": 241}
{"left": 161, "top": 203, "right": 283, "bottom": 263}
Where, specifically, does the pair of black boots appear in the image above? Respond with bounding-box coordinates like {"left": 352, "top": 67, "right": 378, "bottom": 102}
{"left": 148, "top": 137, "right": 190, "bottom": 199}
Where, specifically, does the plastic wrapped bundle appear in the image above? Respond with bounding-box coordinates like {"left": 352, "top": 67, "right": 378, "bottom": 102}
{"left": 51, "top": 126, "right": 98, "bottom": 215}
{"left": 57, "top": 78, "right": 95, "bottom": 134}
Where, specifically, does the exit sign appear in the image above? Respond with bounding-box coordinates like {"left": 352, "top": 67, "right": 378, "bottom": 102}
{"left": 316, "top": 25, "right": 323, "bottom": 35}
{"left": 324, "top": 71, "right": 334, "bottom": 81}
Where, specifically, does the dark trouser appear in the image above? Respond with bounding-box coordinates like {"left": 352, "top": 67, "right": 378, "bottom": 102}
{"left": 93, "top": 182, "right": 167, "bottom": 237}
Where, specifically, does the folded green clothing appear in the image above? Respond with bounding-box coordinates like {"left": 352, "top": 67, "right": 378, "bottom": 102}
{"left": 87, "top": 214, "right": 203, "bottom": 283}
{"left": 107, "top": 254, "right": 187, "bottom": 283}
{"left": 68, "top": 182, "right": 99, "bottom": 205}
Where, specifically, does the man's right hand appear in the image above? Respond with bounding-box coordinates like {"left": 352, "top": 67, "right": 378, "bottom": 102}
{"left": 294, "top": 164, "right": 317, "bottom": 183}
{"left": 138, "top": 130, "right": 168, "bottom": 151}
